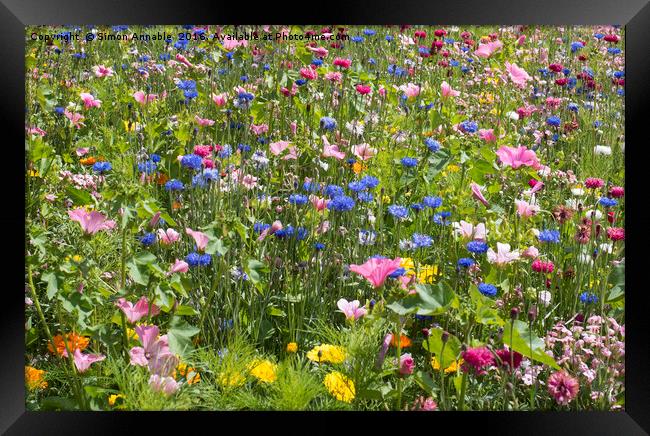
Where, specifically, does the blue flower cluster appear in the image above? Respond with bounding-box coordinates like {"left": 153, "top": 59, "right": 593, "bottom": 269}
{"left": 538, "top": 229, "right": 561, "bottom": 244}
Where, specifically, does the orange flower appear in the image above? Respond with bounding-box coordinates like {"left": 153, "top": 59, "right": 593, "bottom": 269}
{"left": 172, "top": 201, "right": 182, "bottom": 210}
{"left": 352, "top": 162, "right": 365, "bottom": 175}
{"left": 156, "top": 173, "right": 169, "bottom": 185}
{"left": 48, "top": 332, "right": 90, "bottom": 357}
{"left": 25, "top": 366, "right": 48, "bottom": 390}
{"left": 390, "top": 334, "right": 412, "bottom": 348}
{"left": 79, "top": 156, "right": 96, "bottom": 166}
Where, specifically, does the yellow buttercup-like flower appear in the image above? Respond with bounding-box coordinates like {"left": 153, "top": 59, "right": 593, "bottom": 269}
{"left": 306, "top": 344, "right": 346, "bottom": 364}
{"left": 249, "top": 359, "right": 277, "bottom": 383}
{"left": 323, "top": 371, "right": 355, "bottom": 403}
{"left": 108, "top": 394, "right": 125, "bottom": 406}
{"left": 176, "top": 362, "right": 201, "bottom": 384}
{"left": 400, "top": 258, "right": 416, "bottom": 276}
{"left": 431, "top": 357, "right": 463, "bottom": 374}
{"left": 447, "top": 164, "right": 461, "bottom": 173}
{"left": 417, "top": 264, "right": 439, "bottom": 284}
{"left": 286, "top": 342, "right": 298, "bottom": 353}
{"left": 217, "top": 371, "right": 245, "bottom": 388}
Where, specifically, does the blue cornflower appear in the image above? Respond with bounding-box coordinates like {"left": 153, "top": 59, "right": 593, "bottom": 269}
{"left": 327, "top": 195, "right": 356, "bottom": 212}
{"left": 360, "top": 175, "right": 379, "bottom": 189}
{"left": 165, "top": 179, "right": 184, "bottom": 191}
{"left": 346, "top": 158, "right": 357, "bottom": 166}
{"left": 568, "top": 102, "right": 579, "bottom": 112}
{"left": 357, "top": 192, "right": 374, "bottom": 203}
{"left": 579, "top": 292, "right": 599, "bottom": 304}
{"left": 263, "top": 64, "right": 270, "bottom": 71}
{"left": 320, "top": 116, "right": 337, "bottom": 131}
{"left": 425, "top": 138, "right": 441, "bottom": 152}
{"left": 92, "top": 161, "right": 112, "bottom": 174}
{"left": 412, "top": 233, "right": 433, "bottom": 248}
{"left": 314, "top": 242, "right": 326, "bottom": 251}
{"left": 459, "top": 120, "right": 478, "bottom": 133}
{"left": 538, "top": 229, "right": 561, "bottom": 243}
{"left": 608, "top": 47, "right": 622, "bottom": 55}
{"left": 186, "top": 252, "right": 201, "bottom": 266}
{"left": 139, "top": 233, "right": 156, "bottom": 246}
{"left": 324, "top": 184, "right": 344, "bottom": 198}
{"left": 594, "top": 33, "right": 604, "bottom": 39}
{"left": 238, "top": 143, "right": 251, "bottom": 153}
{"left": 174, "top": 39, "right": 188, "bottom": 50}
{"left": 571, "top": 41, "right": 584, "bottom": 52}
{"left": 295, "top": 79, "right": 307, "bottom": 86}
{"left": 433, "top": 211, "right": 452, "bottom": 225}
{"left": 351, "top": 36, "right": 364, "bottom": 43}
{"left": 55, "top": 106, "right": 65, "bottom": 115}
{"left": 199, "top": 254, "right": 212, "bottom": 266}
{"left": 478, "top": 283, "right": 497, "bottom": 297}
{"left": 150, "top": 154, "right": 161, "bottom": 163}
{"left": 177, "top": 79, "right": 196, "bottom": 90}
{"left": 138, "top": 160, "right": 157, "bottom": 174}
{"left": 546, "top": 116, "right": 561, "bottom": 127}
{"left": 348, "top": 181, "right": 366, "bottom": 192}
{"left": 599, "top": 197, "right": 618, "bottom": 207}
{"left": 363, "top": 28, "right": 376, "bottom": 36}
{"left": 401, "top": 157, "right": 418, "bottom": 168}
{"left": 410, "top": 203, "right": 424, "bottom": 211}
{"left": 466, "top": 240, "right": 489, "bottom": 254}
{"left": 288, "top": 194, "right": 309, "bottom": 205}
{"left": 385, "top": 35, "right": 394, "bottom": 42}
{"left": 423, "top": 196, "right": 442, "bottom": 209}
{"left": 253, "top": 223, "right": 270, "bottom": 233}
{"left": 218, "top": 144, "right": 233, "bottom": 159}
{"left": 295, "top": 227, "right": 309, "bottom": 241}
{"left": 302, "top": 181, "right": 320, "bottom": 193}
{"left": 457, "top": 258, "right": 475, "bottom": 268}
{"left": 191, "top": 174, "right": 207, "bottom": 188}
{"left": 387, "top": 205, "right": 409, "bottom": 219}
{"left": 389, "top": 267, "right": 406, "bottom": 278}
{"left": 275, "top": 225, "right": 294, "bottom": 239}
{"left": 181, "top": 154, "right": 203, "bottom": 171}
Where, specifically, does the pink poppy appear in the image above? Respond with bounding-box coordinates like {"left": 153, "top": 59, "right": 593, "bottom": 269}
{"left": 474, "top": 40, "right": 503, "bottom": 58}
{"left": 322, "top": 136, "right": 346, "bottom": 160}
{"left": 133, "top": 91, "right": 157, "bottom": 105}
{"left": 352, "top": 143, "right": 377, "bottom": 161}
{"left": 356, "top": 84, "right": 372, "bottom": 95}
{"left": 68, "top": 208, "right": 116, "bottom": 235}
{"left": 92, "top": 65, "right": 114, "bottom": 77}
{"left": 336, "top": 298, "right": 367, "bottom": 321}
{"left": 505, "top": 62, "right": 532, "bottom": 87}
{"left": 300, "top": 67, "right": 318, "bottom": 80}
{"left": 441, "top": 81, "right": 460, "bottom": 98}
{"left": 116, "top": 296, "right": 160, "bottom": 323}
{"left": 470, "top": 182, "right": 489, "bottom": 207}
{"left": 195, "top": 115, "right": 215, "bottom": 127}
{"left": 27, "top": 126, "right": 47, "bottom": 136}
{"left": 129, "top": 325, "right": 178, "bottom": 377}
{"left": 157, "top": 228, "right": 180, "bottom": 245}
{"left": 496, "top": 146, "right": 541, "bottom": 169}
{"left": 186, "top": 228, "right": 210, "bottom": 251}
{"left": 168, "top": 259, "right": 189, "bottom": 275}
{"left": 349, "top": 257, "right": 402, "bottom": 289}
{"left": 487, "top": 243, "right": 520, "bottom": 266}
{"left": 333, "top": 58, "right": 352, "bottom": 69}
{"left": 73, "top": 348, "right": 106, "bottom": 373}
{"left": 80, "top": 92, "right": 102, "bottom": 109}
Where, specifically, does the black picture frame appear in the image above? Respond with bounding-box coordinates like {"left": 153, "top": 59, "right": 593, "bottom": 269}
{"left": 4, "top": 0, "right": 649, "bottom": 434}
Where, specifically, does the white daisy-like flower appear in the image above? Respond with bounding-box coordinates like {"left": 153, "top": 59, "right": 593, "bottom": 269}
{"left": 594, "top": 145, "right": 612, "bottom": 155}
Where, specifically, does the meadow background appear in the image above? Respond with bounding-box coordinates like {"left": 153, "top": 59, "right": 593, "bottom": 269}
{"left": 24, "top": 25, "right": 625, "bottom": 411}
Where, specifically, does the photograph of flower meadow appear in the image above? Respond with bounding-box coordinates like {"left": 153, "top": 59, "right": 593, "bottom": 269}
{"left": 24, "top": 24, "right": 625, "bottom": 411}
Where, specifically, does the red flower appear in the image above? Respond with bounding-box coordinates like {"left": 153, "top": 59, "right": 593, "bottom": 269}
{"left": 585, "top": 177, "right": 604, "bottom": 189}
{"left": 461, "top": 347, "right": 494, "bottom": 376}
{"left": 532, "top": 259, "right": 554, "bottom": 273}
{"left": 495, "top": 348, "right": 523, "bottom": 369}
{"left": 549, "top": 63, "right": 563, "bottom": 72}
{"left": 547, "top": 371, "right": 579, "bottom": 405}
{"left": 355, "top": 84, "right": 372, "bottom": 95}
{"left": 609, "top": 186, "right": 624, "bottom": 198}
{"left": 607, "top": 227, "right": 625, "bottom": 241}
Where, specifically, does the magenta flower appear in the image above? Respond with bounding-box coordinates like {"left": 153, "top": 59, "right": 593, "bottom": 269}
{"left": 115, "top": 296, "right": 160, "bottom": 324}
{"left": 461, "top": 346, "right": 495, "bottom": 375}
{"left": 349, "top": 257, "right": 402, "bottom": 289}
{"left": 375, "top": 333, "right": 393, "bottom": 369}
{"left": 185, "top": 228, "right": 209, "bottom": 252}
{"left": 470, "top": 182, "right": 490, "bottom": 207}
{"left": 73, "top": 348, "right": 106, "bottom": 373}
{"left": 92, "top": 65, "right": 114, "bottom": 77}
{"left": 68, "top": 208, "right": 116, "bottom": 235}
{"left": 80, "top": 92, "right": 102, "bottom": 109}
{"left": 129, "top": 325, "right": 178, "bottom": 377}
{"left": 336, "top": 298, "right": 367, "bottom": 321}
{"left": 547, "top": 370, "right": 580, "bottom": 405}
{"left": 496, "top": 146, "right": 541, "bottom": 169}
{"left": 399, "top": 353, "right": 415, "bottom": 375}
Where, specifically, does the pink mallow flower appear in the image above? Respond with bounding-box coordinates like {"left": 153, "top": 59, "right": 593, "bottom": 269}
{"left": 322, "top": 136, "right": 346, "bottom": 160}
{"left": 487, "top": 243, "right": 520, "bottom": 266}
{"left": 68, "top": 208, "right": 116, "bottom": 235}
{"left": 129, "top": 325, "right": 178, "bottom": 377}
{"left": 194, "top": 115, "right": 215, "bottom": 127}
{"left": 157, "top": 228, "right": 180, "bottom": 245}
{"left": 310, "top": 195, "right": 329, "bottom": 212}
{"left": 80, "top": 92, "right": 102, "bottom": 109}
{"left": 496, "top": 146, "right": 541, "bottom": 169}
{"left": 73, "top": 348, "right": 106, "bottom": 373}
{"left": 349, "top": 257, "right": 402, "bottom": 289}
{"left": 133, "top": 90, "right": 157, "bottom": 105}
{"left": 478, "top": 129, "right": 496, "bottom": 142}
{"left": 211, "top": 92, "right": 228, "bottom": 106}
{"left": 336, "top": 298, "right": 367, "bottom": 321}
{"left": 470, "top": 182, "right": 490, "bottom": 207}
{"left": 352, "top": 143, "right": 377, "bottom": 161}
{"left": 398, "top": 83, "right": 420, "bottom": 98}
{"left": 149, "top": 374, "right": 181, "bottom": 396}
{"left": 441, "top": 81, "right": 460, "bottom": 98}
{"left": 505, "top": 62, "right": 532, "bottom": 87}
{"left": 185, "top": 228, "right": 210, "bottom": 251}
{"left": 453, "top": 220, "right": 487, "bottom": 241}
{"left": 92, "top": 65, "right": 114, "bottom": 77}
{"left": 115, "top": 296, "right": 160, "bottom": 323}
{"left": 168, "top": 259, "right": 189, "bottom": 275}
{"left": 515, "top": 199, "right": 540, "bottom": 218}
{"left": 474, "top": 40, "right": 503, "bottom": 58}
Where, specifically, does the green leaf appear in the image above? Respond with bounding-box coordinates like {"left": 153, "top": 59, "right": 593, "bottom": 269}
{"left": 245, "top": 259, "right": 267, "bottom": 285}
{"left": 167, "top": 316, "right": 199, "bottom": 358}
{"left": 425, "top": 148, "right": 451, "bottom": 182}
{"left": 127, "top": 260, "right": 149, "bottom": 286}
{"left": 389, "top": 282, "right": 457, "bottom": 316}
{"left": 607, "top": 261, "right": 624, "bottom": 303}
{"left": 175, "top": 305, "right": 198, "bottom": 316}
{"left": 41, "top": 271, "right": 59, "bottom": 300}
{"left": 65, "top": 186, "right": 92, "bottom": 206}
{"left": 469, "top": 285, "right": 504, "bottom": 326}
{"left": 423, "top": 327, "right": 462, "bottom": 366}
{"left": 205, "top": 237, "right": 229, "bottom": 256}
{"left": 503, "top": 320, "right": 560, "bottom": 370}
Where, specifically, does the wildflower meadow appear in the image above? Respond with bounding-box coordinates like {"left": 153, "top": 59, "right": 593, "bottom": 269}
{"left": 25, "top": 25, "right": 625, "bottom": 411}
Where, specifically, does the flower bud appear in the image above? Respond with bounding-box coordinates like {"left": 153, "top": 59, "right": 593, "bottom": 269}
{"left": 510, "top": 307, "right": 519, "bottom": 320}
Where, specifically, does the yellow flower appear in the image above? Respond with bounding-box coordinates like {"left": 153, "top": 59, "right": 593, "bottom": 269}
{"left": 249, "top": 359, "right": 277, "bottom": 384}
{"left": 447, "top": 164, "right": 461, "bottom": 173}
{"left": 176, "top": 362, "right": 201, "bottom": 384}
{"left": 286, "top": 342, "right": 298, "bottom": 353}
{"left": 123, "top": 120, "right": 136, "bottom": 132}
{"left": 306, "top": 344, "right": 346, "bottom": 364}
{"left": 108, "top": 394, "right": 125, "bottom": 406}
{"left": 417, "top": 265, "right": 439, "bottom": 284}
{"left": 323, "top": 371, "right": 355, "bottom": 403}
{"left": 217, "top": 371, "right": 245, "bottom": 388}
{"left": 25, "top": 366, "right": 47, "bottom": 391}
{"left": 382, "top": 195, "right": 391, "bottom": 203}
{"left": 27, "top": 170, "right": 40, "bottom": 177}
{"left": 431, "top": 357, "right": 463, "bottom": 374}
{"left": 125, "top": 327, "right": 138, "bottom": 341}
{"left": 400, "top": 258, "right": 416, "bottom": 276}
{"left": 72, "top": 255, "right": 83, "bottom": 263}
